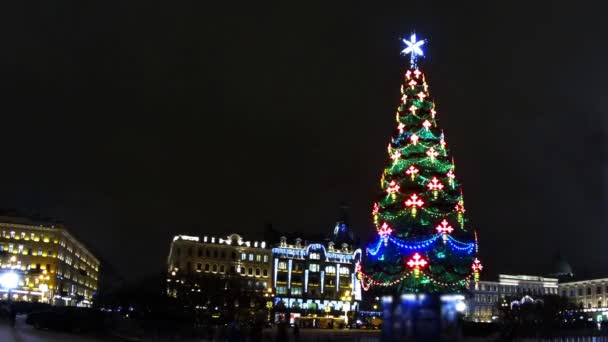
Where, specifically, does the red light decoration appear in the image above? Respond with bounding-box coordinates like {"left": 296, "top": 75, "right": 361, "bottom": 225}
{"left": 404, "top": 194, "right": 424, "bottom": 208}
{"left": 391, "top": 151, "right": 401, "bottom": 162}
{"left": 372, "top": 202, "right": 379, "bottom": 216}
{"left": 427, "top": 177, "right": 444, "bottom": 191}
{"left": 406, "top": 253, "right": 428, "bottom": 269}
{"left": 471, "top": 258, "right": 483, "bottom": 272}
{"left": 406, "top": 165, "right": 419, "bottom": 180}
{"left": 446, "top": 170, "right": 455, "bottom": 188}
{"left": 398, "top": 123, "right": 405, "bottom": 133}
{"left": 413, "top": 69, "right": 422, "bottom": 78}
{"left": 378, "top": 222, "right": 393, "bottom": 239}
{"left": 472, "top": 258, "right": 483, "bottom": 282}
{"left": 386, "top": 180, "right": 400, "bottom": 195}
{"left": 405, "top": 193, "right": 424, "bottom": 217}
{"left": 410, "top": 134, "right": 419, "bottom": 145}
{"left": 426, "top": 147, "right": 439, "bottom": 162}
{"left": 436, "top": 219, "right": 453, "bottom": 243}
{"left": 408, "top": 79, "right": 417, "bottom": 88}
{"left": 406, "top": 253, "right": 428, "bottom": 278}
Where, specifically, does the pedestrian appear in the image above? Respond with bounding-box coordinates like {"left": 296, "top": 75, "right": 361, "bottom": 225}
{"left": 293, "top": 323, "right": 300, "bottom": 340}
{"left": 8, "top": 303, "right": 16, "bottom": 328}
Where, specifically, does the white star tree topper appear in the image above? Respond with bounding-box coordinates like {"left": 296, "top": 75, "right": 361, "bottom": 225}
{"left": 401, "top": 33, "right": 425, "bottom": 68}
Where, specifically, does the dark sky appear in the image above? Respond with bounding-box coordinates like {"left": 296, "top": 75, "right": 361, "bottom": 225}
{"left": 0, "top": 1, "right": 606, "bottom": 282}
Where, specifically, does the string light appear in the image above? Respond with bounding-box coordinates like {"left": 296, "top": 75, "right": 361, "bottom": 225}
{"left": 398, "top": 123, "right": 405, "bottom": 133}
{"left": 447, "top": 170, "right": 455, "bottom": 187}
{"left": 422, "top": 120, "right": 431, "bottom": 130}
{"left": 410, "top": 134, "right": 419, "bottom": 145}
{"left": 417, "top": 92, "right": 426, "bottom": 101}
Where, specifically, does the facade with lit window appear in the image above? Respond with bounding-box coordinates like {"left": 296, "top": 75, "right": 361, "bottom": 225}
{"left": 166, "top": 234, "right": 272, "bottom": 306}
{"left": 271, "top": 235, "right": 362, "bottom": 317}
{"left": 467, "top": 274, "right": 559, "bottom": 322}
{"left": 559, "top": 278, "right": 608, "bottom": 313}
{"left": 0, "top": 217, "right": 100, "bottom": 306}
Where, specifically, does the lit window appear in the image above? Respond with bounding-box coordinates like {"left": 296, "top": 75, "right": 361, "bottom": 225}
{"left": 292, "top": 287, "right": 302, "bottom": 295}
{"left": 263, "top": 255, "right": 268, "bottom": 262}
{"left": 241, "top": 253, "right": 246, "bottom": 261}
{"left": 276, "top": 286, "right": 287, "bottom": 294}
{"left": 310, "top": 253, "right": 321, "bottom": 260}
{"left": 256, "top": 255, "right": 261, "bottom": 262}
{"left": 278, "top": 261, "right": 287, "bottom": 270}
{"left": 339, "top": 267, "right": 350, "bottom": 275}
{"left": 249, "top": 254, "right": 254, "bottom": 261}
{"left": 309, "top": 264, "right": 320, "bottom": 272}
{"left": 18, "top": 245, "right": 23, "bottom": 254}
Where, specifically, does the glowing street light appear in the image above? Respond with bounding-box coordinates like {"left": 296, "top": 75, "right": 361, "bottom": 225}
{"left": 0, "top": 272, "right": 19, "bottom": 303}
{"left": 0, "top": 272, "right": 19, "bottom": 290}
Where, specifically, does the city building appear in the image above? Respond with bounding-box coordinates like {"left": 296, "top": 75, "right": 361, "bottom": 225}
{"left": 0, "top": 216, "right": 100, "bottom": 306}
{"left": 559, "top": 278, "right": 608, "bottom": 311}
{"left": 166, "top": 233, "right": 272, "bottom": 306}
{"left": 271, "top": 219, "right": 362, "bottom": 320}
{"left": 467, "top": 274, "right": 559, "bottom": 322}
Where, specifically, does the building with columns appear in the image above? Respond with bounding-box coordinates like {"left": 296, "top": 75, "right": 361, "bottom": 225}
{"left": 467, "top": 274, "right": 559, "bottom": 322}
{"left": 270, "top": 219, "right": 362, "bottom": 318}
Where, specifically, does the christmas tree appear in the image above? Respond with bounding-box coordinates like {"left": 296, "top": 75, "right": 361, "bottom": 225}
{"left": 357, "top": 34, "right": 481, "bottom": 294}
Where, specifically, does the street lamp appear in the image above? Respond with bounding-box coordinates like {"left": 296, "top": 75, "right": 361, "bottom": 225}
{"left": 340, "top": 291, "right": 352, "bottom": 326}
{"left": 0, "top": 271, "right": 20, "bottom": 302}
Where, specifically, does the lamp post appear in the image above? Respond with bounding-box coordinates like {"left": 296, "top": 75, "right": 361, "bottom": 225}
{"left": 340, "top": 291, "right": 352, "bottom": 326}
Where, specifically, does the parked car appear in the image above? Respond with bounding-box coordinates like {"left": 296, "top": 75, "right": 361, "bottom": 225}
{"left": 26, "top": 307, "right": 104, "bottom": 332}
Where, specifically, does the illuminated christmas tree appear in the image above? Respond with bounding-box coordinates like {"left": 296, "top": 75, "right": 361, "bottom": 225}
{"left": 357, "top": 33, "right": 480, "bottom": 294}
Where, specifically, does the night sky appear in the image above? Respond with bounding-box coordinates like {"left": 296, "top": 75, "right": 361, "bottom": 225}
{"left": 0, "top": 2, "right": 606, "bottom": 282}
